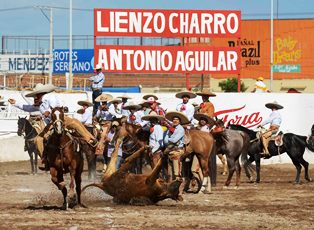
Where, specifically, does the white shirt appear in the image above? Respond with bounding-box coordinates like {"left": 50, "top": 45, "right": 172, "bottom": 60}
{"left": 199, "top": 125, "right": 210, "bottom": 133}
{"left": 79, "top": 107, "right": 93, "bottom": 125}
{"left": 107, "top": 131, "right": 122, "bottom": 157}
{"left": 176, "top": 102, "right": 194, "bottom": 122}
{"left": 108, "top": 103, "right": 122, "bottom": 118}
{"left": 149, "top": 124, "right": 164, "bottom": 153}
{"left": 261, "top": 110, "right": 282, "bottom": 127}
{"left": 127, "top": 111, "right": 144, "bottom": 126}
{"left": 254, "top": 81, "right": 268, "bottom": 93}
{"left": 96, "top": 108, "right": 113, "bottom": 121}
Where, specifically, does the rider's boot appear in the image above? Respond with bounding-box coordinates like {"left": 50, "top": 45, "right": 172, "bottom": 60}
{"left": 261, "top": 136, "right": 270, "bottom": 157}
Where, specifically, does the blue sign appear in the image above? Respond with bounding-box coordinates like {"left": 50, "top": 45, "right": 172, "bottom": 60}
{"left": 53, "top": 49, "right": 94, "bottom": 73}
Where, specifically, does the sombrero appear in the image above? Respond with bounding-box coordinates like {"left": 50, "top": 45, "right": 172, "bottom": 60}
{"left": 77, "top": 100, "right": 93, "bottom": 107}
{"left": 76, "top": 108, "right": 85, "bottom": 114}
{"left": 175, "top": 91, "right": 197, "bottom": 99}
{"left": 118, "top": 93, "right": 132, "bottom": 99}
{"left": 194, "top": 113, "right": 215, "bottom": 124}
{"left": 265, "top": 101, "right": 284, "bottom": 110}
{"left": 111, "top": 121, "right": 120, "bottom": 127}
{"left": 141, "top": 114, "right": 165, "bottom": 122}
{"left": 143, "top": 94, "right": 158, "bottom": 100}
{"left": 95, "top": 93, "right": 113, "bottom": 102}
{"left": 109, "top": 98, "right": 122, "bottom": 104}
{"left": 139, "top": 100, "right": 150, "bottom": 107}
{"left": 123, "top": 101, "right": 141, "bottom": 110}
{"left": 146, "top": 96, "right": 161, "bottom": 105}
{"left": 196, "top": 89, "right": 216, "bottom": 97}
{"left": 94, "top": 64, "right": 102, "bottom": 70}
{"left": 257, "top": 77, "right": 264, "bottom": 81}
{"left": 165, "top": 111, "right": 190, "bottom": 125}
{"left": 25, "top": 83, "right": 57, "bottom": 97}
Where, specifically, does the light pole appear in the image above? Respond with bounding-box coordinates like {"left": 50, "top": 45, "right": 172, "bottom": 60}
{"left": 35, "top": 6, "right": 53, "bottom": 84}
{"left": 69, "top": 0, "right": 73, "bottom": 90}
{"left": 270, "top": 0, "right": 274, "bottom": 91}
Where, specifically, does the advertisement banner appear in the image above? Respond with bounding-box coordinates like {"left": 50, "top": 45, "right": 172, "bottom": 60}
{"left": 0, "top": 54, "right": 49, "bottom": 74}
{"left": 53, "top": 49, "right": 94, "bottom": 74}
{"left": 94, "top": 9, "right": 241, "bottom": 38}
{"left": 95, "top": 45, "right": 240, "bottom": 74}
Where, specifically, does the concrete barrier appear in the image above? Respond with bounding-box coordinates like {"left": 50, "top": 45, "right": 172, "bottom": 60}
{"left": 0, "top": 135, "right": 29, "bottom": 162}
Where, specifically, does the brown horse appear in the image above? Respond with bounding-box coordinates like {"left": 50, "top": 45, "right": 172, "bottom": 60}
{"left": 182, "top": 130, "right": 216, "bottom": 193}
{"left": 82, "top": 137, "right": 183, "bottom": 204}
{"left": 114, "top": 123, "right": 216, "bottom": 194}
{"left": 47, "top": 107, "right": 84, "bottom": 209}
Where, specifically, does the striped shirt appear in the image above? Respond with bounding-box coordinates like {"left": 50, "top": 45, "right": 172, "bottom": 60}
{"left": 89, "top": 72, "right": 104, "bottom": 90}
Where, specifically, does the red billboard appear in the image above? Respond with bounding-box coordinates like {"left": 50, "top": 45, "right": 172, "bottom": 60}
{"left": 94, "top": 9, "right": 241, "bottom": 38}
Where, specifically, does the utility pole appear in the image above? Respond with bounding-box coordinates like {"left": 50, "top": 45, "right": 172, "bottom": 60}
{"left": 69, "top": 0, "right": 73, "bottom": 90}
{"left": 49, "top": 8, "right": 53, "bottom": 84}
{"left": 270, "top": 0, "right": 274, "bottom": 91}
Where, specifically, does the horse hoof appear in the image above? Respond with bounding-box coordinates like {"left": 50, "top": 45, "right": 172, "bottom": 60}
{"left": 234, "top": 186, "right": 239, "bottom": 190}
{"left": 293, "top": 181, "right": 301, "bottom": 185}
{"left": 306, "top": 178, "right": 313, "bottom": 182}
{"left": 221, "top": 172, "right": 227, "bottom": 176}
{"left": 202, "top": 190, "right": 212, "bottom": 194}
{"left": 223, "top": 185, "right": 229, "bottom": 189}
{"left": 61, "top": 203, "right": 68, "bottom": 210}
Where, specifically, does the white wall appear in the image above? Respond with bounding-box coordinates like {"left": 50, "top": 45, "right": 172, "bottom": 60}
{"left": 0, "top": 90, "right": 313, "bottom": 163}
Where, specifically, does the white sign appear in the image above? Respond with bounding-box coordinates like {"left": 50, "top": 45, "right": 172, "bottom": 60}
{"left": 0, "top": 54, "right": 49, "bottom": 74}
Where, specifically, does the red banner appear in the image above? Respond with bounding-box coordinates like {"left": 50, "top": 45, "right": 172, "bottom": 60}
{"left": 94, "top": 9, "right": 241, "bottom": 37}
{"left": 94, "top": 45, "right": 240, "bottom": 74}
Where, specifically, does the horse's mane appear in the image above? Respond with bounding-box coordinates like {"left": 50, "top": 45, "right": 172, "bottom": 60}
{"left": 227, "top": 124, "right": 257, "bottom": 140}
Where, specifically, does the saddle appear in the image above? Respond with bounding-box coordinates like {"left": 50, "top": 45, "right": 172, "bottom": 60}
{"left": 273, "top": 131, "right": 284, "bottom": 147}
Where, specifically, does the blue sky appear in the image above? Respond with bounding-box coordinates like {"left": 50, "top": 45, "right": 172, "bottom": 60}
{"left": 1, "top": 0, "right": 314, "bottom": 36}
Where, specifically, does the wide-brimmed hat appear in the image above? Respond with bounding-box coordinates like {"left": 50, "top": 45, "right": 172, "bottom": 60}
{"left": 123, "top": 101, "right": 141, "bottom": 110}
{"left": 194, "top": 113, "right": 215, "bottom": 124}
{"left": 141, "top": 114, "right": 165, "bottom": 122}
{"left": 118, "top": 93, "right": 132, "bottom": 99}
{"left": 165, "top": 111, "right": 190, "bottom": 125}
{"left": 111, "top": 121, "right": 120, "bottom": 127}
{"left": 94, "top": 64, "right": 102, "bottom": 70}
{"left": 109, "top": 98, "right": 122, "bottom": 104}
{"left": 196, "top": 89, "right": 216, "bottom": 97}
{"left": 139, "top": 100, "right": 150, "bottom": 107}
{"left": 143, "top": 94, "right": 158, "bottom": 100}
{"left": 76, "top": 108, "right": 84, "bottom": 114}
{"left": 77, "top": 100, "right": 93, "bottom": 107}
{"left": 95, "top": 93, "right": 113, "bottom": 102}
{"left": 25, "top": 83, "right": 57, "bottom": 97}
{"left": 265, "top": 101, "right": 284, "bottom": 110}
{"left": 146, "top": 96, "right": 161, "bottom": 105}
{"left": 257, "top": 77, "right": 264, "bottom": 81}
{"left": 175, "top": 91, "right": 197, "bottom": 99}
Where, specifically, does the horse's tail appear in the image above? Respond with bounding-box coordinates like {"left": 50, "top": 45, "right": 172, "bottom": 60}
{"left": 81, "top": 183, "right": 105, "bottom": 194}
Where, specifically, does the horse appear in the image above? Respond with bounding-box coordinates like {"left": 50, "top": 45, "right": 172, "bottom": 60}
{"left": 114, "top": 123, "right": 216, "bottom": 194}
{"left": 82, "top": 137, "right": 183, "bottom": 204}
{"left": 17, "top": 116, "right": 39, "bottom": 174}
{"left": 46, "top": 107, "right": 84, "bottom": 209}
{"left": 228, "top": 124, "right": 314, "bottom": 184}
{"left": 211, "top": 118, "right": 251, "bottom": 188}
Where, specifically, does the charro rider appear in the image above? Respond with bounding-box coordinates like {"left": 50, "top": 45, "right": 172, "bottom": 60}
{"left": 164, "top": 111, "right": 189, "bottom": 181}
{"left": 90, "top": 64, "right": 105, "bottom": 115}
{"left": 175, "top": 91, "right": 196, "bottom": 123}
{"left": 141, "top": 114, "right": 165, "bottom": 167}
{"left": 77, "top": 100, "right": 93, "bottom": 134}
{"left": 196, "top": 89, "right": 216, "bottom": 119}
{"left": 8, "top": 83, "right": 98, "bottom": 169}
{"left": 258, "top": 101, "right": 284, "bottom": 156}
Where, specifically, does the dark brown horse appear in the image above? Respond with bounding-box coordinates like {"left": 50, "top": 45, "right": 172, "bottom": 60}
{"left": 17, "top": 117, "right": 39, "bottom": 174}
{"left": 212, "top": 118, "right": 251, "bottom": 188}
{"left": 47, "top": 107, "right": 84, "bottom": 209}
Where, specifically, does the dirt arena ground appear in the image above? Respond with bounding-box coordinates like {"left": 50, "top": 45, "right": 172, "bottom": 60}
{"left": 0, "top": 160, "right": 314, "bottom": 230}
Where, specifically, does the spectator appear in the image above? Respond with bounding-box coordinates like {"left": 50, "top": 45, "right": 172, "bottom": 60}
{"left": 252, "top": 77, "right": 270, "bottom": 93}
{"left": 90, "top": 64, "right": 105, "bottom": 115}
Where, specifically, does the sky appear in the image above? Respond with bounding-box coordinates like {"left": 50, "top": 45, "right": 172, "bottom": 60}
{"left": 1, "top": 0, "right": 314, "bottom": 36}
